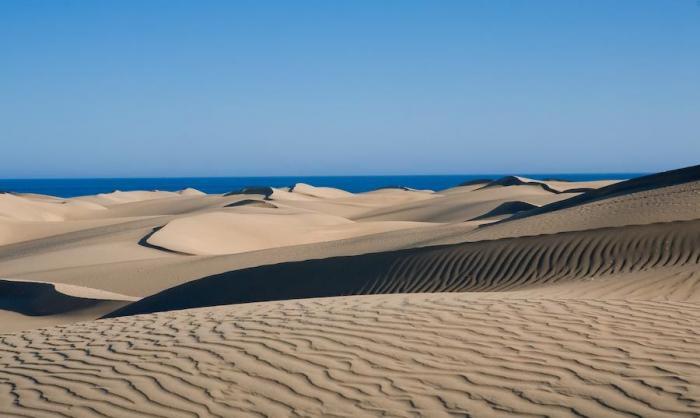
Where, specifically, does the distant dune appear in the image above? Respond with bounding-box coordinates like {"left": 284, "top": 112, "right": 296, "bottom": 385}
{"left": 467, "top": 200, "right": 538, "bottom": 220}
{"left": 146, "top": 210, "right": 432, "bottom": 255}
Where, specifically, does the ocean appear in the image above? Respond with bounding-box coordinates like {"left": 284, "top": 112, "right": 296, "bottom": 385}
{"left": 0, "top": 174, "right": 643, "bottom": 198}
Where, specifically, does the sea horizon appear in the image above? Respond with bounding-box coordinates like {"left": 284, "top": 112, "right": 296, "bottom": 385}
{"left": 0, "top": 172, "right": 645, "bottom": 197}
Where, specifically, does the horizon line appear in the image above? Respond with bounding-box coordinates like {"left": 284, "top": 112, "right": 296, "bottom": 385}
{"left": 0, "top": 171, "right": 650, "bottom": 181}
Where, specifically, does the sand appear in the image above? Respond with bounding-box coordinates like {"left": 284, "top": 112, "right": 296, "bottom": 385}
{"left": 0, "top": 165, "right": 698, "bottom": 416}
{"left": 146, "top": 209, "right": 433, "bottom": 255}
{"left": 2, "top": 294, "right": 698, "bottom": 417}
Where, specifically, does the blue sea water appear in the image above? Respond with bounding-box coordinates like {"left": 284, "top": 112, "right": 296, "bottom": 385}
{"left": 0, "top": 174, "right": 643, "bottom": 198}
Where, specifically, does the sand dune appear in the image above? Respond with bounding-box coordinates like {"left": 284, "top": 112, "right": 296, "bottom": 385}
{"left": 2, "top": 293, "right": 698, "bottom": 417}
{"left": 273, "top": 187, "right": 438, "bottom": 219}
{"left": 177, "top": 187, "right": 205, "bottom": 196}
{"left": 0, "top": 278, "right": 136, "bottom": 332}
{"left": 0, "top": 222, "right": 483, "bottom": 298}
{"left": 468, "top": 200, "right": 538, "bottom": 221}
{"left": 467, "top": 169, "right": 700, "bottom": 241}
{"left": 0, "top": 192, "right": 105, "bottom": 222}
{"left": 75, "top": 190, "right": 184, "bottom": 206}
{"left": 224, "top": 198, "right": 278, "bottom": 208}
{"left": 289, "top": 182, "right": 354, "bottom": 199}
{"left": 1, "top": 167, "right": 699, "bottom": 416}
{"left": 479, "top": 175, "right": 618, "bottom": 194}
{"left": 146, "top": 210, "right": 434, "bottom": 255}
{"left": 107, "top": 219, "right": 700, "bottom": 317}
{"left": 0, "top": 217, "right": 137, "bottom": 246}
{"left": 355, "top": 184, "right": 567, "bottom": 223}
{"left": 506, "top": 164, "right": 700, "bottom": 222}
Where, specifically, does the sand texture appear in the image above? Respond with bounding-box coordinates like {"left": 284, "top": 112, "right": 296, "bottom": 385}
{"left": 0, "top": 165, "right": 699, "bottom": 416}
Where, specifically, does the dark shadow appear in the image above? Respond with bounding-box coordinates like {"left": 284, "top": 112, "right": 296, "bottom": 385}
{"left": 468, "top": 201, "right": 538, "bottom": 221}
{"left": 224, "top": 187, "right": 274, "bottom": 199}
{"left": 458, "top": 178, "right": 494, "bottom": 187}
{"left": 0, "top": 280, "right": 102, "bottom": 316}
{"left": 103, "top": 218, "right": 700, "bottom": 319}
{"left": 492, "top": 164, "right": 700, "bottom": 224}
{"left": 137, "top": 226, "right": 192, "bottom": 255}
{"left": 225, "top": 199, "right": 278, "bottom": 208}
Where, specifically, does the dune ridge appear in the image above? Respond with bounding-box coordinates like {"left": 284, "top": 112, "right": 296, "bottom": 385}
{"left": 0, "top": 278, "right": 136, "bottom": 332}
{"left": 467, "top": 200, "right": 538, "bottom": 220}
{"left": 106, "top": 218, "right": 700, "bottom": 317}
{"left": 502, "top": 164, "right": 700, "bottom": 223}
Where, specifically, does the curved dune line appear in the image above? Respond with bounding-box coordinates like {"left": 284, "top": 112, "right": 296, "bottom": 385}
{"left": 107, "top": 219, "right": 700, "bottom": 318}
{"left": 1, "top": 294, "right": 698, "bottom": 417}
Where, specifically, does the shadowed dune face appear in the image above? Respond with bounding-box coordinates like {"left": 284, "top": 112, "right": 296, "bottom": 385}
{"left": 4, "top": 294, "right": 699, "bottom": 417}
{"left": 223, "top": 186, "right": 274, "bottom": 199}
{"left": 0, "top": 279, "right": 105, "bottom": 315}
{"left": 476, "top": 176, "right": 614, "bottom": 194}
{"left": 467, "top": 200, "right": 538, "bottom": 221}
{"left": 457, "top": 178, "right": 493, "bottom": 186}
{"left": 354, "top": 184, "right": 566, "bottom": 223}
{"left": 0, "top": 279, "right": 135, "bottom": 332}
{"left": 106, "top": 219, "right": 700, "bottom": 318}
{"left": 467, "top": 178, "right": 700, "bottom": 241}
{"left": 504, "top": 164, "right": 700, "bottom": 223}
{"left": 224, "top": 199, "right": 278, "bottom": 208}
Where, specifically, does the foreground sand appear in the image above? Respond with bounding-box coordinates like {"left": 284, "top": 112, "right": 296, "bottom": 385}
{"left": 1, "top": 166, "right": 699, "bottom": 416}
{"left": 1, "top": 294, "right": 698, "bottom": 417}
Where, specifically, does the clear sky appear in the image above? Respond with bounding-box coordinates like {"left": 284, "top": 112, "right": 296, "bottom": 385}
{"left": 1, "top": 0, "right": 698, "bottom": 177}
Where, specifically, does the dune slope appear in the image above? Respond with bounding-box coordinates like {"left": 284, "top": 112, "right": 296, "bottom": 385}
{"left": 146, "top": 211, "right": 433, "bottom": 255}
{"left": 2, "top": 293, "right": 699, "bottom": 417}
{"left": 107, "top": 219, "right": 700, "bottom": 317}
{"left": 0, "top": 279, "right": 136, "bottom": 332}
{"left": 503, "top": 164, "right": 700, "bottom": 223}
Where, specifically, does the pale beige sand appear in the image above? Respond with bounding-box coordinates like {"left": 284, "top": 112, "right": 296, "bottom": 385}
{"left": 106, "top": 218, "right": 700, "bottom": 317}
{"left": 0, "top": 179, "right": 567, "bottom": 295}
{"left": 477, "top": 175, "right": 619, "bottom": 193}
{"left": 466, "top": 178, "right": 700, "bottom": 241}
{"left": 0, "top": 192, "right": 105, "bottom": 222}
{"left": 354, "top": 184, "right": 567, "bottom": 222}
{"left": 1, "top": 170, "right": 697, "bottom": 302}
{"left": 0, "top": 217, "right": 139, "bottom": 246}
{"left": 0, "top": 167, "right": 699, "bottom": 416}
{"left": 270, "top": 187, "right": 438, "bottom": 218}
{"left": 147, "top": 210, "right": 433, "bottom": 255}
{"left": 0, "top": 293, "right": 697, "bottom": 417}
{"left": 289, "top": 182, "right": 355, "bottom": 198}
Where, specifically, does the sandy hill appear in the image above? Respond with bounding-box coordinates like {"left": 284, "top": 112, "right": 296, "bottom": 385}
{"left": 466, "top": 164, "right": 700, "bottom": 241}
{"left": 106, "top": 218, "right": 700, "bottom": 317}
{"left": 0, "top": 278, "right": 135, "bottom": 333}
{"left": 0, "top": 166, "right": 699, "bottom": 416}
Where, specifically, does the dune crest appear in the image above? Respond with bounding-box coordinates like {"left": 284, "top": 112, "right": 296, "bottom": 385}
{"left": 290, "top": 182, "right": 355, "bottom": 199}
{"left": 0, "top": 278, "right": 136, "bottom": 332}
{"left": 146, "top": 210, "right": 433, "bottom": 255}
{"left": 110, "top": 218, "right": 700, "bottom": 317}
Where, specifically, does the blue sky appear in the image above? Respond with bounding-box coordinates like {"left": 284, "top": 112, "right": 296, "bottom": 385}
{"left": 1, "top": 0, "right": 698, "bottom": 177}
